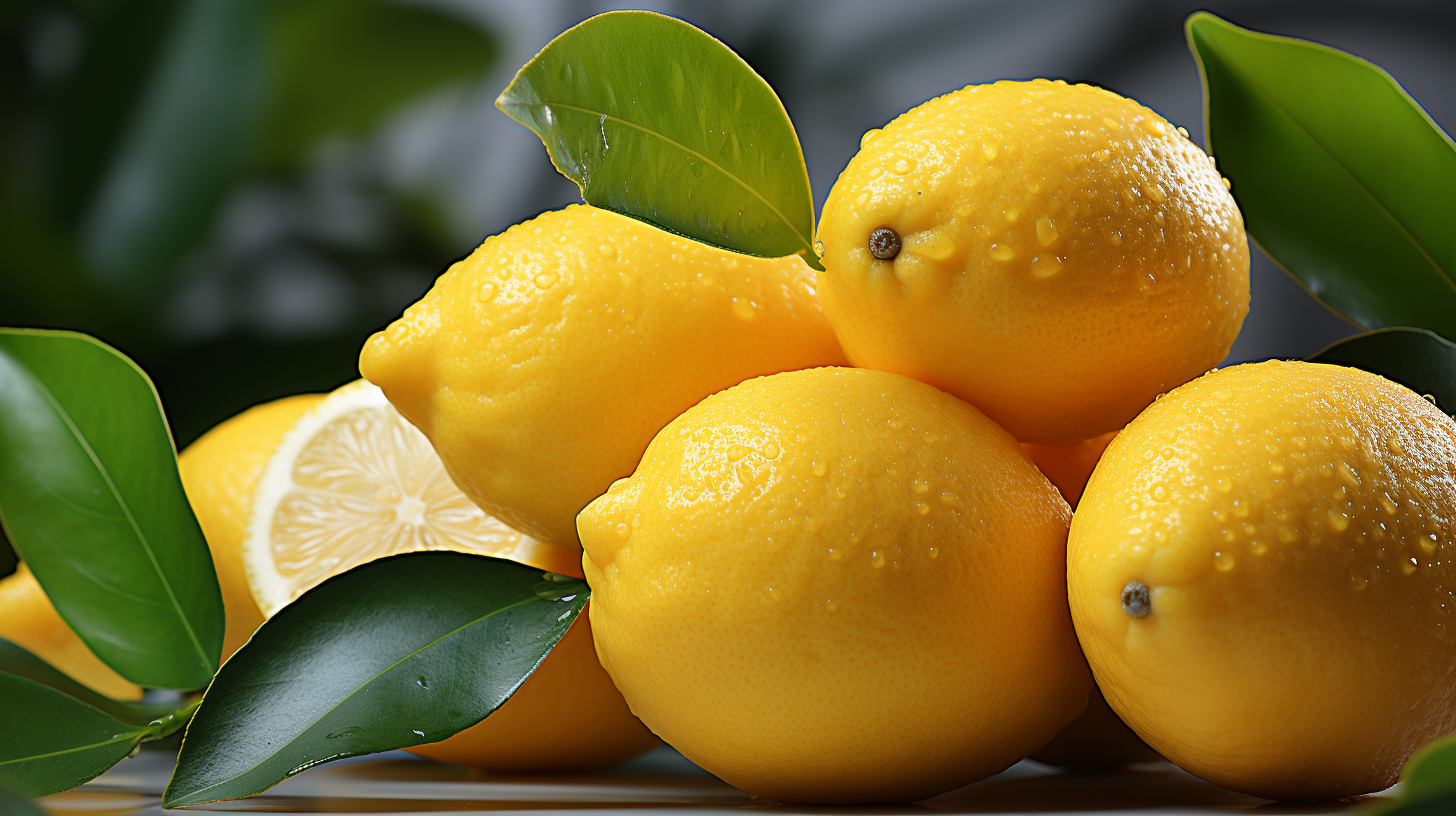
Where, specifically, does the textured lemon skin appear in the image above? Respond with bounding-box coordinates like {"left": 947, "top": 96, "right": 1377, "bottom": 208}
{"left": 409, "top": 612, "right": 658, "bottom": 772}
{"left": 360, "top": 205, "right": 845, "bottom": 548}
{"left": 0, "top": 564, "right": 140, "bottom": 700}
{"left": 580, "top": 367, "right": 1090, "bottom": 804}
{"left": 818, "top": 79, "right": 1249, "bottom": 444}
{"left": 179, "top": 394, "right": 324, "bottom": 660}
{"left": 1070, "top": 361, "right": 1456, "bottom": 800}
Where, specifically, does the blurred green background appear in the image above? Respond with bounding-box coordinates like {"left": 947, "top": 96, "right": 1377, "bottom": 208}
{"left": 1, "top": 1, "right": 1451, "bottom": 578}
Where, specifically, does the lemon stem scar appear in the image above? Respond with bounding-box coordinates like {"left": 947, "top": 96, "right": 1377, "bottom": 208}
{"left": 869, "top": 227, "right": 901, "bottom": 260}
{"left": 1121, "top": 581, "right": 1151, "bottom": 617}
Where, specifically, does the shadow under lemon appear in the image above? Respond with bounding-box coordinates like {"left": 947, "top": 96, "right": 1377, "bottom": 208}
{"left": 1022, "top": 432, "right": 1163, "bottom": 770}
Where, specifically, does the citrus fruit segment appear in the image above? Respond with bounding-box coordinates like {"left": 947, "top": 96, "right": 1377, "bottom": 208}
{"left": 242, "top": 380, "right": 578, "bottom": 617}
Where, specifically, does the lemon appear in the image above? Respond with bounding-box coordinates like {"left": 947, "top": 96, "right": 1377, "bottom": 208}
{"left": 179, "top": 394, "right": 323, "bottom": 659}
{"left": 817, "top": 79, "right": 1248, "bottom": 444}
{"left": 242, "top": 380, "right": 576, "bottom": 615}
{"left": 1023, "top": 431, "right": 1118, "bottom": 508}
{"left": 1021, "top": 430, "right": 1160, "bottom": 770}
{"left": 579, "top": 367, "right": 1090, "bottom": 803}
{"left": 1070, "top": 360, "right": 1456, "bottom": 799}
{"left": 0, "top": 563, "right": 140, "bottom": 700}
{"left": 239, "top": 380, "right": 653, "bottom": 772}
{"left": 1030, "top": 686, "right": 1160, "bottom": 770}
{"left": 359, "top": 204, "right": 845, "bottom": 549}
{"left": 408, "top": 616, "right": 660, "bottom": 773}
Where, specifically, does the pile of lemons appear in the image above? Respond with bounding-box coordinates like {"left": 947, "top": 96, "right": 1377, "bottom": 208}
{"left": 7, "top": 79, "right": 1456, "bottom": 804}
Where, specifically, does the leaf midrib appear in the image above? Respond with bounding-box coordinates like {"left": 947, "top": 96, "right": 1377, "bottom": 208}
{"left": 0, "top": 730, "right": 143, "bottom": 767}
{"left": 25, "top": 370, "right": 211, "bottom": 675}
{"left": 171, "top": 592, "right": 573, "bottom": 804}
{"left": 526, "top": 99, "right": 811, "bottom": 256}
{"left": 1208, "top": 35, "right": 1453, "bottom": 291}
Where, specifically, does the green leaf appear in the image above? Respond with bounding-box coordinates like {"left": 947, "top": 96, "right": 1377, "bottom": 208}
{"left": 78, "top": 0, "right": 265, "bottom": 298}
{"left": 0, "top": 670, "right": 148, "bottom": 799}
{"left": 258, "top": 0, "right": 496, "bottom": 169}
{"left": 1309, "top": 328, "right": 1456, "bottom": 413}
{"left": 164, "top": 552, "right": 588, "bottom": 808}
{"left": 0, "top": 329, "right": 224, "bottom": 690}
{"left": 1186, "top": 12, "right": 1456, "bottom": 338}
{"left": 0, "top": 638, "right": 176, "bottom": 727}
{"left": 0, "top": 784, "right": 46, "bottom": 815}
{"left": 497, "top": 10, "right": 820, "bottom": 269}
{"left": 1399, "top": 733, "right": 1456, "bottom": 806}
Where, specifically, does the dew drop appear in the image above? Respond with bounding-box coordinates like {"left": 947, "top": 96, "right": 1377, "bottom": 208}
{"left": 890, "top": 156, "right": 917, "bottom": 175}
{"left": 982, "top": 143, "right": 998, "bottom": 160}
{"left": 1036, "top": 215, "right": 1059, "bottom": 247}
{"left": 1327, "top": 511, "right": 1350, "bottom": 532}
{"left": 812, "top": 461, "right": 827, "bottom": 477}
{"left": 872, "top": 551, "right": 886, "bottom": 569}
{"left": 989, "top": 243, "right": 1016, "bottom": 261}
{"left": 727, "top": 444, "right": 751, "bottom": 462}
{"left": 1403, "top": 558, "right": 1419, "bottom": 575}
{"left": 1031, "top": 256, "right": 1062, "bottom": 278}
{"left": 598, "top": 243, "right": 618, "bottom": 262}
{"left": 860, "top": 128, "right": 882, "bottom": 148}
{"left": 533, "top": 271, "right": 559, "bottom": 290}
{"left": 762, "top": 443, "right": 780, "bottom": 459}
{"left": 477, "top": 283, "right": 495, "bottom": 302}
{"left": 913, "top": 480, "right": 930, "bottom": 494}
{"left": 1214, "top": 552, "right": 1235, "bottom": 571}
{"left": 732, "top": 299, "right": 757, "bottom": 321}
{"left": 1389, "top": 437, "right": 1406, "bottom": 456}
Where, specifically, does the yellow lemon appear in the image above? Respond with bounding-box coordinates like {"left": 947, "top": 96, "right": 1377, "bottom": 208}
{"left": 579, "top": 367, "right": 1090, "bottom": 803}
{"left": 817, "top": 79, "right": 1248, "bottom": 444}
{"left": 359, "top": 204, "right": 845, "bottom": 548}
{"left": 238, "top": 380, "right": 652, "bottom": 771}
{"left": 1024, "top": 431, "right": 1118, "bottom": 508}
{"left": 1070, "top": 360, "right": 1456, "bottom": 799}
{"left": 0, "top": 563, "right": 140, "bottom": 700}
{"left": 1030, "top": 686, "right": 1161, "bottom": 770}
{"left": 178, "top": 394, "right": 323, "bottom": 659}
{"left": 1021, "top": 431, "right": 1161, "bottom": 770}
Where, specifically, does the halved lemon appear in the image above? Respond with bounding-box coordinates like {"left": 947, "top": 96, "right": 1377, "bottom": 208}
{"left": 242, "top": 380, "right": 580, "bottom": 617}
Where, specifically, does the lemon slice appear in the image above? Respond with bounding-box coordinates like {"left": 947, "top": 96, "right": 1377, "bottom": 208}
{"left": 243, "top": 380, "right": 579, "bottom": 617}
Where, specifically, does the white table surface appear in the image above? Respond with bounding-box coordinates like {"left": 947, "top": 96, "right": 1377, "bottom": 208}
{"left": 35, "top": 745, "right": 1390, "bottom": 815}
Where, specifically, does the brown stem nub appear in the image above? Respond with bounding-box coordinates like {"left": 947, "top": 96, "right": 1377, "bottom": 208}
{"left": 868, "top": 227, "right": 901, "bottom": 260}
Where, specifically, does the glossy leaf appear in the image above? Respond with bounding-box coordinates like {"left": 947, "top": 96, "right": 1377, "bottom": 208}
{"left": 258, "top": 0, "right": 496, "bottom": 169}
{"left": 1187, "top": 12, "right": 1456, "bottom": 338}
{"left": 1399, "top": 733, "right": 1456, "bottom": 806}
{"left": 79, "top": 0, "right": 265, "bottom": 297}
{"left": 0, "top": 329, "right": 224, "bottom": 690}
{"left": 164, "top": 552, "right": 588, "bottom": 808}
{"left": 0, "top": 638, "right": 175, "bottom": 727}
{"left": 1309, "top": 328, "right": 1456, "bottom": 413}
{"left": 498, "top": 10, "right": 820, "bottom": 268}
{"left": 0, "top": 784, "right": 45, "bottom": 814}
{"left": 0, "top": 671, "right": 148, "bottom": 799}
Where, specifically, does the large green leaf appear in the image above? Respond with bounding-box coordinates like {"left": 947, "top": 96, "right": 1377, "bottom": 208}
{"left": 164, "top": 552, "right": 588, "bottom": 808}
{"left": 258, "top": 0, "right": 496, "bottom": 169}
{"left": 1309, "top": 328, "right": 1456, "bottom": 414}
{"left": 0, "top": 329, "right": 224, "bottom": 690}
{"left": 1397, "top": 733, "right": 1456, "bottom": 808}
{"left": 78, "top": 0, "right": 265, "bottom": 298}
{"left": 0, "top": 670, "right": 148, "bottom": 799}
{"left": 497, "top": 10, "right": 820, "bottom": 269}
{"left": 0, "top": 638, "right": 176, "bottom": 727}
{"left": 1186, "top": 12, "right": 1456, "bottom": 338}
{"left": 0, "top": 783, "right": 45, "bottom": 815}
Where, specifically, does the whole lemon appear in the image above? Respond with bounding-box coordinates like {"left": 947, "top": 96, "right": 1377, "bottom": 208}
{"left": 817, "top": 79, "right": 1249, "bottom": 444}
{"left": 1070, "top": 360, "right": 1456, "bottom": 799}
{"left": 579, "top": 367, "right": 1090, "bottom": 803}
{"left": 179, "top": 394, "right": 323, "bottom": 659}
{"left": 360, "top": 204, "right": 845, "bottom": 548}
{"left": 0, "top": 563, "right": 140, "bottom": 700}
